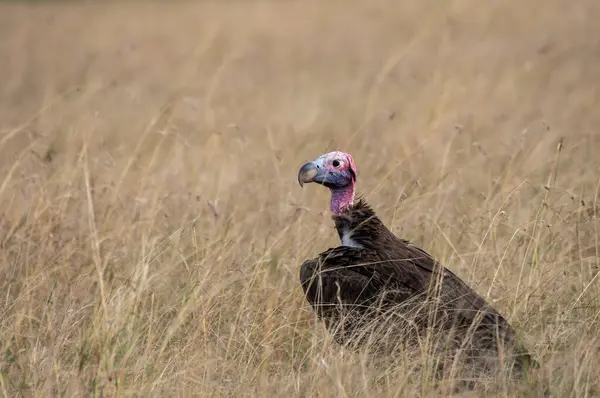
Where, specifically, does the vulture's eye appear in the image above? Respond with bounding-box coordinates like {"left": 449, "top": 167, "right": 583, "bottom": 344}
{"left": 332, "top": 159, "right": 341, "bottom": 168}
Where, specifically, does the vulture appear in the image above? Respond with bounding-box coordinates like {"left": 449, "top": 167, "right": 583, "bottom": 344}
{"left": 297, "top": 151, "right": 535, "bottom": 378}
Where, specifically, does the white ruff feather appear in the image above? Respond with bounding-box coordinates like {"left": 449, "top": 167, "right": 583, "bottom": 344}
{"left": 340, "top": 228, "right": 364, "bottom": 249}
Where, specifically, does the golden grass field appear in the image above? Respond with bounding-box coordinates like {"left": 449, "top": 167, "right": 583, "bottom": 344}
{"left": 1, "top": 0, "right": 600, "bottom": 396}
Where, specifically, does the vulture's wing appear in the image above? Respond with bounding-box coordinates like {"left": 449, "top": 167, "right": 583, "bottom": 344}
{"left": 299, "top": 246, "right": 425, "bottom": 316}
{"left": 300, "top": 243, "right": 534, "bottom": 368}
{"left": 300, "top": 243, "right": 519, "bottom": 345}
{"left": 299, "top": 246, "right": 419, "bottom": 345}
{"left": 299, "top": 246, "right": 383, "bottom": 312}
{"left": 381, "top": 241, "right": 517, "bottom": 338}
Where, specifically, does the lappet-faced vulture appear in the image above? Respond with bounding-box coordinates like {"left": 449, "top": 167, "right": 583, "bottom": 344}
{"left": 297, "top": 151, "right": 535, "bottom": 378}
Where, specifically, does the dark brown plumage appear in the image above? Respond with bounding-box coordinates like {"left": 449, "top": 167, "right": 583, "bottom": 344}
{"left": 297, "top": 151, "right": 535, "bottom": 379}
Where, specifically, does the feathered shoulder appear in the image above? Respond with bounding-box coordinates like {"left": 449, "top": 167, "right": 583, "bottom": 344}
{"left": 335, "top": 196, "right": 377, "bottom": 222}
{"left": 351, "top": 196, "right": 373, "bottom": 212}
{"left": 331, "top": 196, "right": 399, "bottom": 250}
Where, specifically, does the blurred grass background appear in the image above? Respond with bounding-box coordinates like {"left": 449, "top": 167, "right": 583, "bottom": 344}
{"left": 1, "top": 0, "right": 600, "bottom": 396}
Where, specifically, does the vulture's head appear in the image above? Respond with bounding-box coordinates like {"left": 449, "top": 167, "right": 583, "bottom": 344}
{"left": 298, "top": 151, "right": 357, "bottom": 215}
{"left": 298, "top": 151, "right": 357, "bottom": 189}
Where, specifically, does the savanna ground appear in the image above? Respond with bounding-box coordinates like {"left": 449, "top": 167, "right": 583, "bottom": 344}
{"left": 1, "top": 0, "right": 600, "bottom": 396}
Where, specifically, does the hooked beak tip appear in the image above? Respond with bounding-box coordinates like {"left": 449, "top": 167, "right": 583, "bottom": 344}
{"left": 298, "top": 162, "right": 318, "bottom": 187}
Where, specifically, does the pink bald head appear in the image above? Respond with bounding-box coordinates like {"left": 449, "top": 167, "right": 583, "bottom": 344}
{"left": 297, "top": 151, "right": 358, "bottom": 215}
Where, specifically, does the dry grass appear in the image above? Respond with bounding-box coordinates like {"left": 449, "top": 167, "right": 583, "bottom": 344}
{"left": 1, "top": 0, "right": 600, "bottom": 396}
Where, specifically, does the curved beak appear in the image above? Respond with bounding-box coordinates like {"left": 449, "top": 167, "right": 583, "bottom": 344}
{"left": 298, "top": 162, "right": 318, "bottom": 187}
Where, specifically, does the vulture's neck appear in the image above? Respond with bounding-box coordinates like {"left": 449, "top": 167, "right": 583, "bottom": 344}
{"left": 332, "top": 198, "right": 396, "bottom": 250}
{"left": 330, "top": 185, "right": 355, "bottom": 216}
